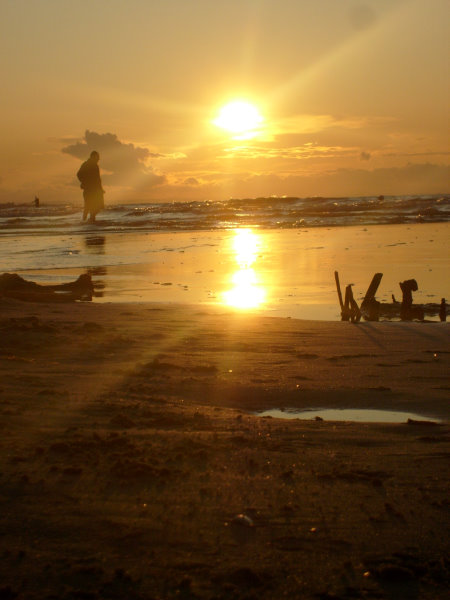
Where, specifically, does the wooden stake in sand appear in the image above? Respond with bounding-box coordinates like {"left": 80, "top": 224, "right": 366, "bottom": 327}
{"left": 335, "top": 271, "right": 361, "bottom": 322}
{"left": 399, "top": 279, "right": 424, "bottom": 321}
{"left": 343, "top": 284, "right": 361, "bottom": 323}
{"left": 334, "top": 271, "right": 344, "bottom": 314}
{"left": 360, "top": 273, "right": 383, "bottom": 321}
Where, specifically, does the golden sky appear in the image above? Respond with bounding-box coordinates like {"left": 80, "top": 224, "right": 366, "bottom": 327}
{"left": 0, "top": 0, "right": 448, "bottom": 204}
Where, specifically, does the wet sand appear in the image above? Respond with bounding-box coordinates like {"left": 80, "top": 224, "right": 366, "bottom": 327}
{"left": 8, "top": 222, "right": 450, "bottom": 320}
{"left": 0, "top": 299, "right": 449, "bottom": 599}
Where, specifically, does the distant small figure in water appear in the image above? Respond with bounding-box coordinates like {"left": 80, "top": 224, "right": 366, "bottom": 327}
{"left": 34, "top": 196, "right": 40, "bottom": 207}
{"left": 77, "top": 150, "right": 105, "bottom": 224}
{"left": 439, "top": 298, "right": 446, "bottom": 322}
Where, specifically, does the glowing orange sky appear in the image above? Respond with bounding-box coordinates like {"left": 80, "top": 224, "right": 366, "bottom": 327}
{"left": 0, "top": 0, "right": 448, "bottom": 204}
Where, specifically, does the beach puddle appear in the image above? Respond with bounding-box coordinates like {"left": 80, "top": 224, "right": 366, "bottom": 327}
{"left": 257, "top": 408, "right": 441, "bottom": 423}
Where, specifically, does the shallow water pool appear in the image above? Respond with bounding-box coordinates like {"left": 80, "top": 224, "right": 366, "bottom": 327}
{"left": 257, "top": 408, "right": 442, "bottom": 423}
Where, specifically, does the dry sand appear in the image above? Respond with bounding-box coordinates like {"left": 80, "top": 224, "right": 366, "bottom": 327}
{"left": 0, "top": 299, "right": 449, "bottom": 599}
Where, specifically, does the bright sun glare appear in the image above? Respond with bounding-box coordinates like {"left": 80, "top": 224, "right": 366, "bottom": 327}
{"left": 213, "top": 101, "right": 264, "bottom": 138}
{"left": 223, "top": 229, "right": 266, "bottom": 309}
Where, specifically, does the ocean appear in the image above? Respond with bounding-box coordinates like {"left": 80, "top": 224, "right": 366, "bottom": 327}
{"left": 1, "top": 194, "right": 449, "bottom": 233}
{"left": 1, "top": 195, "right": 449, "bottom": 320}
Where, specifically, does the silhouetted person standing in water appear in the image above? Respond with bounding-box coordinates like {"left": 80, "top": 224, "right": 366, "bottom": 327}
{"left": 77, "top": 150, "right": 104, "bottom": 223}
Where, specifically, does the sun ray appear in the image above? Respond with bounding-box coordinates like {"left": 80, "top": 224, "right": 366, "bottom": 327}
{"left": 266, "top": 2, "right": 407, "bottom": 109}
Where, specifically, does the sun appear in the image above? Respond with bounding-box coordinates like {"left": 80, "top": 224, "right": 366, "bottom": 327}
{"left": 213, "top": 101, "right": 264, "bottom": 138}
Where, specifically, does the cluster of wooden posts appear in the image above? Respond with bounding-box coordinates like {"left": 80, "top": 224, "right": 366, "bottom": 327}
{"left": 334, "top": 271, "right": 447, "bottom": 322}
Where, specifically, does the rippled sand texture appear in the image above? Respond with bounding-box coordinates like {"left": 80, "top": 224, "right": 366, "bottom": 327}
{"left": 0, "top": 299, "right": 449, "bottom": 599}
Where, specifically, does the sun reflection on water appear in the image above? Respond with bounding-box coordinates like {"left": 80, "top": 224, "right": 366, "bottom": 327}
{"left": 223, "top": 229, "right": 267, "bottom": 309}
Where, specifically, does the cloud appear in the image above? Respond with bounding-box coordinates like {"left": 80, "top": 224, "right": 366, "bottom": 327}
{"left": 276, "top": 114, "right": 370, "bottom": 136}
{"left": 234, "top": 163, "right": 450, "bottom": 198}
{"left": 183, "top": 177, "right": 200, "bottom": 186}
{"left": 157, "top": 162, "right": 449, "bottom": 200}
{"left": 62, "top": 130, "right": 166, "bottom": 188}
{"left": 221, "top": 143, "right": 358, "bottom": 162}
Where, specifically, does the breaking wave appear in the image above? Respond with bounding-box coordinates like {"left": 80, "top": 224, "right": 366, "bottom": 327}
{"left": 0, "top": 194, "right": 449, "bottom": 234}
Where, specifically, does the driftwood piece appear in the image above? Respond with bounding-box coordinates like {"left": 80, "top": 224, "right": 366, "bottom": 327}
{"left": 335, "top": 271, "right": 362, "bottom": 322}
{"left": 343, "top": 284, "right": 361, "bottom": 323}
{"left": 360, "top": 273, "right": 383, "bottom": 321}
{"left": 378, "top": 302, "right": 444, "bottom": 319}
{"left": 364, "top": 272, "right": 383, "bottom": 302}
{"left": 334, "top": 271, "right": 444, "bottom": 321}
{"left": 334, "top": 271, "right": 344, "bottom": 313}
{"left": 0, "top": 273, "right": 93, "bottom": 302}
{"left": 399, "top": 279, "right": 424, "bottom": 321}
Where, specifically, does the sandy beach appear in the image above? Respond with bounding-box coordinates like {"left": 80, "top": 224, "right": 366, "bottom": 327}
{"left": 2, "top": 0, "right": 449, "bottom": 596}
{"left": 0, "top": 298, "right": 449, "bottom": 599}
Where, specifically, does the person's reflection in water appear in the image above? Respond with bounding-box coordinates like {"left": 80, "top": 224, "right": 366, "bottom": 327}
{"left": 84, "top": 235, "right": 107, "bottom": 297}
{"left": 84, "top": 235, "right": 106, "bottom": 254}
{"left": 87, "top": 267, "right": 107, "bottom": 297}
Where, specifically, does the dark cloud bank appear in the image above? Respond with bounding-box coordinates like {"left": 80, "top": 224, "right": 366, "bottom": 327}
{"left": 62, "top": 130, "right": 165, "bottom": 189}
{"left": 221, "top": 163, "right": 449, "bottom": 199}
